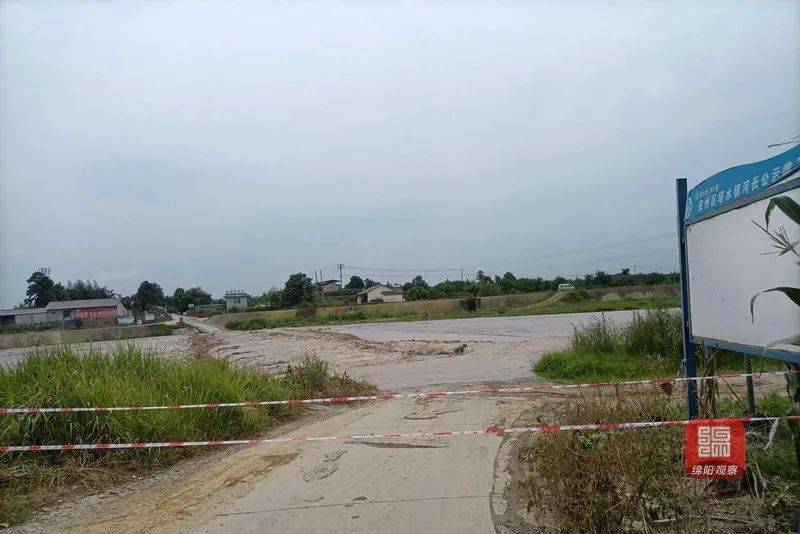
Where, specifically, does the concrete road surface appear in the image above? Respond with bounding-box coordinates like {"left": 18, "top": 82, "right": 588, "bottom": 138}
{"left": 63, "top": 393, "right": 523, "bottom": 534}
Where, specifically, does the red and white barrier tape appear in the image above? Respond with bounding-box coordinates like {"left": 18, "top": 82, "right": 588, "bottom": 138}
{"left": 0, "top": 369, "right": 794, "bottom": 415}
{"left": 2, "top": 415, "right": 797, "bottom": 453}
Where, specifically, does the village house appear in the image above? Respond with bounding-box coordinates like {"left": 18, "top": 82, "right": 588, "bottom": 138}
{"left": 224, "top": 290, "right": 250, "bottom": 310}
{"left": 315, "top": 280, "right": 341, "bottom": 295}
{"left": 356, "top": 284, "right": 404, "bottom": 304}
{"left": 0, "top": 298, "right": 129, "bottom": 326}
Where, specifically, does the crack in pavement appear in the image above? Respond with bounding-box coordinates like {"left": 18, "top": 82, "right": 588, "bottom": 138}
{"left": 216, "top": 494, "right": 493, "bottom": 516}
{"left": 347, "top": 441, "right": 449, "bottom": 449}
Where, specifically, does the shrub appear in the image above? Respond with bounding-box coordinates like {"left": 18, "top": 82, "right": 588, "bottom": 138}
{"left": 295, "top": 307, "right": 317, "bottom": 319}
{"left": 561, "top": 288, "right": 590, "bottom": 303}
{"left": 623, "top": 308, "right": 682, "bottom": 361}
{"left": 520, "top": 392, "right": 693, "bottom": 532}
{"left": 536, "top": 309, "right": 685, "bottom": 381}
{"left": 246, "top": 318, "right": 268, "bottom": 330}
{"left": 571, "top": 314, "right": 618, "bottom": 353}
{"left": 521, "top": 391, "right": 797, "bottom": 531}
{"left": 569, "top": 308, "right": 682, "bottom": 361}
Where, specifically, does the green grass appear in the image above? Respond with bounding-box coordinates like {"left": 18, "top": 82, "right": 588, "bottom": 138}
{"left": 0, "top": 323, "right": 62, "bottom": 335}
{"left": 225, "top": 296, "right": 680, "bottom": 330}
{"left": 149, "top": 322, "right": 182, "bottom": 335}
{"left": 0, "top": 345, "right": 374, "bottom": 525}
{"left": 534, "top": 347, "right": 674, "bottom": 382}
{"left": 533, "top": 308, "right": 783, "bottom": 382}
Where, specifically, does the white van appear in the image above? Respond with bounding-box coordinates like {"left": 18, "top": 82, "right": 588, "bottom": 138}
{"left": 557, "top": 283, "right": 575, "bottom": 292}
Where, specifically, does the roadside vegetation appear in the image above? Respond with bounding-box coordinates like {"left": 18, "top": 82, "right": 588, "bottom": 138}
{"left": 0, "top": 323, "right": 62, "bottom": 336}
{"left": 520, "top": 389, "right": 797, "bottom": 532}
{"left": 534, "top": 308, "right": 783, "bottom": 382}
{"left": 0, "top": 346, "right": 373, "bottom": 525}
{"left": 225, "top": 294, "right": 679, "bottom": 331}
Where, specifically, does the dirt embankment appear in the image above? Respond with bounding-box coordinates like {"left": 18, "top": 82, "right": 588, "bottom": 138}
{"left": 189, "top": 327, "right": 483, "bottom": 376}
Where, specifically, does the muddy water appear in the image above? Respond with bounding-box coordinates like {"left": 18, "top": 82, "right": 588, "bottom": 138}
{"left": 328, "top": 310, "right": 637, "bottom": 342}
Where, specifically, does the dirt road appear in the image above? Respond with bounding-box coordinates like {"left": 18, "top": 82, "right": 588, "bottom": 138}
{"left": 34, "top": 394, "right": 526, "bottom": 534}
{"left": 9, "top": 310, "right": 636, "bottom": 533}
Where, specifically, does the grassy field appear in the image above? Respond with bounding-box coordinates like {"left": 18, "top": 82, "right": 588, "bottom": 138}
{"left": 0, "top": 323, "right": 62, "bottom": 335}
{"left": 0, "top": 346, "right": 373, "bottom": 525}
{"left": 225, "top": 295, "right": 680, "bottom": 331}
{"left": 533, "top": 308, "right": 784, "bottom": 382}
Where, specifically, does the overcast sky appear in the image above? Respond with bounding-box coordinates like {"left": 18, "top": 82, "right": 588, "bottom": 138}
{"left": 1, "top": 1, "right": 798, "bottom": 306}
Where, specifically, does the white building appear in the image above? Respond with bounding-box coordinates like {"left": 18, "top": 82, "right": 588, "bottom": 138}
{"left": 356, "top": 285, "right": 404, "bottom": 304}
{"left": 316, "top": 280, "right": 341, "bottom": 295}
{"left": 225, "top": 290, "right": 250, "bottom": 310}
{"left": 0, "top": 298, "right": 129, "bottom": 326}
{"left": 0, "top": 307, "right": 61, "bottom": 326}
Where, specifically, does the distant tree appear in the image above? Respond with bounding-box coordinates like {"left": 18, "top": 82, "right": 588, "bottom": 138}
{"left": 476, "top": 270, "right": 493, "bottom": 284}
{"left": 363, "top": 278, "right": 379, "bottom": 289}
{"left": 268, "top": 291, "right": 283, "bottom": 308}
{"left": 171, "top": 286, "right": 212, "bottom": 313}
{"left": 24, "top": 267, "right": 65, "bottom": 307}
{"left": 592, "top": 271, "right": 611, "bottom": 286}
{"left": 132, "top": 281, "right": 165, "bottom": 312}
{"left": 64, "top": 279, "right": 115, "bottom": 300}
{"left": 345, "top": 275, "right": 365, "bottom": 291}
{"left": 620, "top": 268, "right": 630, "bottom": 276}
{"left": 496, "top": 272, "right": 519, "bottom": 293}
{"left": 403, "top": 275, "right": 431, "bottom": 301}
{"left": 282, "top": 273, "right": 314, "bottom": 307}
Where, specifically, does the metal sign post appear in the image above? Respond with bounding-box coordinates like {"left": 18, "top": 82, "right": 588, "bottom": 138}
{"left": 676, "top": 178, "right": 699, "bottom": 418}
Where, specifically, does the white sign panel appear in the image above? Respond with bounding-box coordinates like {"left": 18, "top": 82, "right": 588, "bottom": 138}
{"left": 687, "top": 184, "right": 799, "bottom": 353}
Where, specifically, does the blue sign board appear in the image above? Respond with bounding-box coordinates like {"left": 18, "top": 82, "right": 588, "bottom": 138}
{"left": 685, "top": 144, "right": 800, "bottom": 221}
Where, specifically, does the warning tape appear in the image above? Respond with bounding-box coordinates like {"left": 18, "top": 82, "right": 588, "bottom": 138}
{"left": 0, "top": 369, "right": 794, "bottom": 415}
{"left": 2, "top": 415, "right": 798, "bottom": 453}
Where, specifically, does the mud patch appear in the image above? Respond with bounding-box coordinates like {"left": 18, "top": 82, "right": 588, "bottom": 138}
{"left": 70, "top": 450, "right": 298, "bottom": 533}
{"left": 303, "top": 449, "right": 348, "bottom": 482}
{"left": 350, "top": 440, "right": 449, "bottom": 449}
{"left": 404, "top": 407, "right": 464, "bottom": 420}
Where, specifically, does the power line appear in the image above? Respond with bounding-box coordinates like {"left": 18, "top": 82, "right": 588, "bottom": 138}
{"left": 341, "top": 233, "right": 677, "bottom": 277}
{"left": 345, "top": 248, "right": 678, "bottom": 282}
{"left": 344, "top": 265, "right": 464, "bottom": 273}
{"left": 496, "top": 232, "right": 676, "bottom": 266}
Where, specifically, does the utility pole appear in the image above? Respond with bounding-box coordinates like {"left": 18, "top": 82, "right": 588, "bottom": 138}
{"left": 461, "top": 269, "right": 464, "bottom": 282}
{"left": 337, "top": 264, "right": 345, "bottom": 291}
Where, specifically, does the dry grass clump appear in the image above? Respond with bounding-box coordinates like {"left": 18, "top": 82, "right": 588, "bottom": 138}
{"left": 519, "top": 390, "right": 797, "bottom": 533}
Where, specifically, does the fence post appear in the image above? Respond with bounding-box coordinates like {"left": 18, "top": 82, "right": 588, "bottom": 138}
{"left": 676, "top": 179, "right": 699, "bottom": 418}
{"left": 743, "top": 355, "right": 756, "bottom": 414}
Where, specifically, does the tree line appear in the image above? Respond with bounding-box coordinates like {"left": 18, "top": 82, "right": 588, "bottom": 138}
{"left": 397, "top": 269, "right": 678, "bottom": 301}
{"left": 19, "top": 268, "right": 214, "bottom": 314}
{"left": 16, "top": 266, "right": 679, "bottom": 314}
{"left": 256, "top": 268, "right": 679, "bottom": 307}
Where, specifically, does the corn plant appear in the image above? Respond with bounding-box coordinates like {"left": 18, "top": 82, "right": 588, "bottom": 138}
{"left": 750, "top": 194, "right": 800, "bottom": 469}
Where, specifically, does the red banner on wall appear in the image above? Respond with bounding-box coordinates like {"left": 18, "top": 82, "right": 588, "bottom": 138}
{"left": 685, "top": 419, "right": 745, "bottom": 479}
{"left": 70, "top": 306, "right": 118, "bottom": 320}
